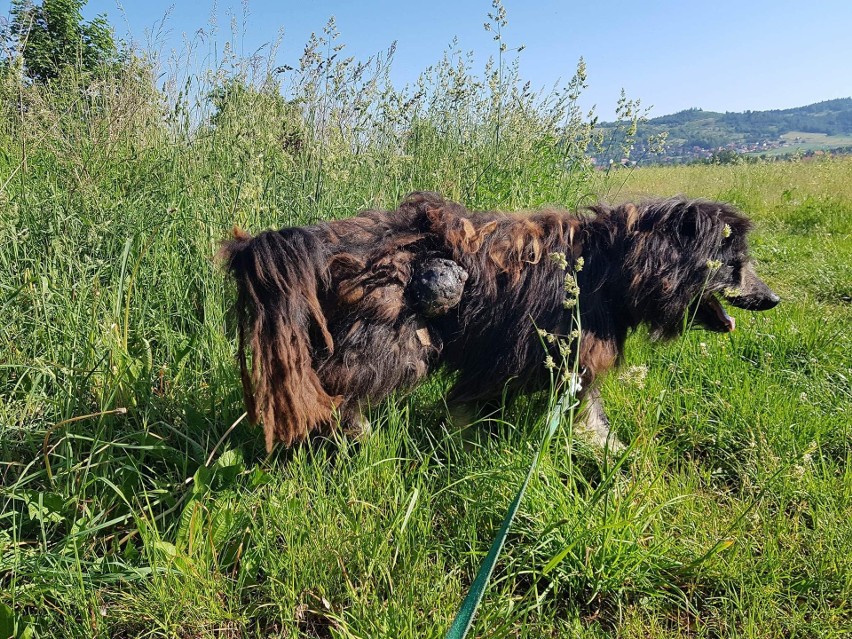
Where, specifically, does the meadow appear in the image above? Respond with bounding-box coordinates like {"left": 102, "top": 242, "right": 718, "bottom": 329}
{"left": 771, "top": 131, "right": 852, "bottom": 156}
{"left": 1, "top": 18, "right": 851, "bottom": 637}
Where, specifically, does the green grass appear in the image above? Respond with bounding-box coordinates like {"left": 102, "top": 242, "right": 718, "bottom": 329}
{"left": 1, "top": 12, "right": 851, "bottom": 637}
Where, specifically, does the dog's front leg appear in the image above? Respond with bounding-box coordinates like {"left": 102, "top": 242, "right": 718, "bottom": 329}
{"left": 576, "top": 386, "right": 623, "bottom": 451}
{"left": 448, "top": 398, "right": 504, "bottom": 427}
{"left": 341, "top": 400, "right": 372, "bottom": 440}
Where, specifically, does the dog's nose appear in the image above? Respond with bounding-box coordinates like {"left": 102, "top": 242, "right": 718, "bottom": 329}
{"left": 726, "top": 287, "right": 780, "bottom": 311}
{"left": 743, "top": 289, "right": 780, "bottom": 311}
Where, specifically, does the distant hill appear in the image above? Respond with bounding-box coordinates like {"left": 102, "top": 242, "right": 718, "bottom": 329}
{"left": 596, "top": 97, "right": 852, "bottom": 164}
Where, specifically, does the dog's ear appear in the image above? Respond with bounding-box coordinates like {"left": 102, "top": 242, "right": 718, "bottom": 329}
{"left": 636, "top": 198, "right": 756, "bottom": 259}
{"left": 629, "top": 198, "right": 733, "bottom": 250}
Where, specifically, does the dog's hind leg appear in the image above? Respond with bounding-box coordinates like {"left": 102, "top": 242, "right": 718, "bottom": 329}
{"left": 576, "top": 386, "right": 624, "bottom": 451}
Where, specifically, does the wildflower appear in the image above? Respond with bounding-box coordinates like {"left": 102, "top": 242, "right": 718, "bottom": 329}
{"left": 804, "top": 441, "right": 818, "bottom": 460}
{"left": 575, "top": 256, "right": 585, "bottom": 271}
{"left": 537, "top": 328, "right": 548, "bottom": 338}
{"left": 723, "top": 286, "right": 742, "bottom": 298}
{"left": 563, "top": 274, "right": 580, "bottom": 296}
{"left": 706, "top": 259, "right": 722, "bottom": 270}
{"left": 618, "top": 364, "right": 648, "bottom": 388}
{"left": 544, "top": 355, "right": 556, "bottom": 370}
{"left": 722, "top": 223, "right": 732, "bottom": 238}
{"left": 562, "top": 298, "right": 577, "bottom": 309}
{"left": 549, "top": 251, "right": 568, "bottom": 270}
{"left": 699, "top": 342, "right": 709, "bottom": 357}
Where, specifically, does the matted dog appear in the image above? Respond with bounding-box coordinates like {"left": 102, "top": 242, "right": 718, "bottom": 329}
{"left": 219, "top": 192, "right": 779, "bottom": 451}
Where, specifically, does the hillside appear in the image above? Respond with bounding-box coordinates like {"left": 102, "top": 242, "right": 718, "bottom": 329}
{"left": 598, "top": 97, "right": 852, "bottom": 164}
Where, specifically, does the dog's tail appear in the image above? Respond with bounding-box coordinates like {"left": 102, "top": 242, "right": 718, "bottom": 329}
{"left": 218, "top": 226, "right": 342, "bottom": 451}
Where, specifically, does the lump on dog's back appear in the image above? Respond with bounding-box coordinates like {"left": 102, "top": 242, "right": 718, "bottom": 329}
{"left": 409, "top": 258, "right": 468, "bottom": 317}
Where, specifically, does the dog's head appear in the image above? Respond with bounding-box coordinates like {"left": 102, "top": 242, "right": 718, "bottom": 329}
{"left": 617, "top": 197, "right": 779, "bottom": 339}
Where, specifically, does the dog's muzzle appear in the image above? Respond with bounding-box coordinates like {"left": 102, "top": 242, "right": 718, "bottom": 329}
{"left": 724, "top": 263, "right": 780, "bottom": 311}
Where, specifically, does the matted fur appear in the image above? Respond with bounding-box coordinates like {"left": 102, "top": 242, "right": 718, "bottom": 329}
{"left": 220, "top": 192, "right": 778, "bottom": 450}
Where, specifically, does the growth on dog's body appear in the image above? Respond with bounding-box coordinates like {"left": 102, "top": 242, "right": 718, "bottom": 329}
{"left": 220, "top": 192, "right": 779, "bottom": 450}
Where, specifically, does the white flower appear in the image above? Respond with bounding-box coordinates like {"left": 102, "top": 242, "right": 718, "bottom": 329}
{"left": 564, "top": 371, "right": 583, "bottom": 396}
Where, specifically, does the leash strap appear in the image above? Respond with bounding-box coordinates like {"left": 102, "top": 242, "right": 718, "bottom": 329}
{"left": 445, "top": 392, "right": 575, "bottom": 639}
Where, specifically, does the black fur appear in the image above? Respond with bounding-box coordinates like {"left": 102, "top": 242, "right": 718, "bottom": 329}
{"left": 221, "top": 193, "right": 779, "bottom": 448}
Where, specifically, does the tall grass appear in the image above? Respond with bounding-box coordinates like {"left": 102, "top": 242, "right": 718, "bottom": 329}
{"left": 1, "top": 3, "right": 850, "bottom": 638}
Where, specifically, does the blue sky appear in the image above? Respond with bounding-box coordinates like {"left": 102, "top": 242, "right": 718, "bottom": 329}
{"left": 4, "top": 0, "right": 851, "bottom": 119}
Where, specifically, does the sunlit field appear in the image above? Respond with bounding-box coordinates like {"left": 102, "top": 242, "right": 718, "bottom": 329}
{"left": 1, "top": 9, "right": 850, "bottom": 637}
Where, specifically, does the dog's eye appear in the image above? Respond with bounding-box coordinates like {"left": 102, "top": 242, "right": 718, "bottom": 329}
{"left": 709, "top": 262, "right": 735, "bottom": 280}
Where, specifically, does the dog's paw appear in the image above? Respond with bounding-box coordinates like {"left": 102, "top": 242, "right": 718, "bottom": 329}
{"left": 342, "top": 413, "right": 372, "bottom": 441}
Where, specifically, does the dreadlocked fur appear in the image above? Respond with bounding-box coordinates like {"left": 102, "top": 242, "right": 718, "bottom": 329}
{"left": 220, "top": 192, "right": 779, "bottom": 450}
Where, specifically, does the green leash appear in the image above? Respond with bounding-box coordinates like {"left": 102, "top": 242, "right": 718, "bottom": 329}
{"left": 445, "top": 392, "right": 575, "bottom": 639}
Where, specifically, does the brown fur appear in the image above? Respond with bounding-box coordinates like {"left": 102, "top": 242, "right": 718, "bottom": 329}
{"left": 220, "top": 192, "right": 779, "bottom": 450}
